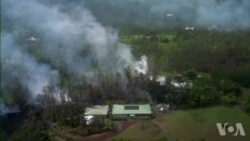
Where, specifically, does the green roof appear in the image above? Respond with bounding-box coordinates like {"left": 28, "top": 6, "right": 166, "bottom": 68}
{"left": 112, "top": 104, "right": 152, "bottom": 115}
{"left": 84, "top": 105, "right": 108, "bottom": 115}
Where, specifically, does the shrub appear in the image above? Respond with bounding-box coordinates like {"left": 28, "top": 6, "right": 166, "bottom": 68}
{"left": 104, "top": 119, "right": 114, "bottom": 130}
{"left": 184, "top": 69, "right": 197, "bottom": 80}
{"left": 242, "top": 96, "right": 250, "bottom": 114}
{"left": 66, "top": 137, "right": 73, "bottom": 141}
{"left": 79, "top": 128, "right": 89, "bottom": 136}
{"left": 221, "top": 92, "right": 237, "bottom": 106}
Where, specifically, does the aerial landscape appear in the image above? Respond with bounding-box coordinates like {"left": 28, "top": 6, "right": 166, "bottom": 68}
{"left": 1, "top": 0, "right": 250, "bottom": 141}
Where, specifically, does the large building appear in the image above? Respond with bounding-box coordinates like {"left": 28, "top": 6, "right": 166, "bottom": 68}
{"left": 112, "top": 104, "right": 153, "bottom": 119}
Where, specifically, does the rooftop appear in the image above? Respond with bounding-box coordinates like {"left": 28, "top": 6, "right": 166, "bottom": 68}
{"left": 112, "top": 104, "right": 152, "bottom": 115}
{"left": 84, "top": 105, "right": 109, "bottom": 116}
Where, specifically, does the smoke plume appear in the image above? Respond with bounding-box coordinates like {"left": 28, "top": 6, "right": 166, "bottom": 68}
{"left": 1, "top": 33, "right": 59, "bottom": 95}
{"left": 3, "top": 0, "right": 248, "bottom": 114}
{"left": 1, "top": 0, "right": 136, "bottom": 112}
{"left": 2, "top": 0, "right": 134, "bottom": 76}
{"left": 1, "top": 33, "right": 59, "bottom": 114}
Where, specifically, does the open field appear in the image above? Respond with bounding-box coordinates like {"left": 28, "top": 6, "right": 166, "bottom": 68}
{"left": 110, "top": 120, "right": 161, "bottom": 141}
{"left": 111, "top": 106, "right": 250, "bottom": 141}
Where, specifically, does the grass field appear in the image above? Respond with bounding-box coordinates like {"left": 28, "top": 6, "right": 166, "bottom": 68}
{"left": 111, "top": 120, "right": 161, "bottom": 141}
{"left": 111, "top": 106, "right": 250, "bottom": 141}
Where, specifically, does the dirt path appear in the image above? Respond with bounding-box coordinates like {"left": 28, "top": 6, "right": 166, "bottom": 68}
{"left": 152, "top": 122, "right": 162, "bottom": 137}
{"left": 45, "top": 121, "right": 135, "bottom": 141}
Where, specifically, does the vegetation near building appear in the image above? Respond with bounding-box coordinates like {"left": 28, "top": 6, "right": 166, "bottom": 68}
{"left": 112, "top": 104, "right": 153, "bottom": 119}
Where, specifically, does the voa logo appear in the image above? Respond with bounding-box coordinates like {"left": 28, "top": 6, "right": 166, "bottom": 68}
{"left": 216, "top": 123, "right": 246, "bottom": 136}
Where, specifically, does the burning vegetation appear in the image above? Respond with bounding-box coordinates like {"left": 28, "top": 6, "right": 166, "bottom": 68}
{"left": 1, "top": 0, "right": 250, "bottom": 141}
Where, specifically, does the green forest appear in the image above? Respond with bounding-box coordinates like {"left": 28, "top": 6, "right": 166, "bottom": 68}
{"left": 2, "top": 0, "right": 250, "bottom": 141}
{"left": 4, "top": 27, "right": 250, "bottom": 141}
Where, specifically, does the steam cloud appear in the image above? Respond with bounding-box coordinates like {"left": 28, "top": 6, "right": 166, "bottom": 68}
{"left": 2, "top": 0, "right": 250, "bottom": 114}
{"left": 1, "top": 0, "right": 135, "bottom": 113}
{"left": 3, "top": 0, "right": 134, "bottom": 75}
{"left": 1, "top": 33, "right": 59, "bottom": 106}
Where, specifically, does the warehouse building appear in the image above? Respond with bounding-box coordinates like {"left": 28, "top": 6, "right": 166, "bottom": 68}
{"left": 112, "top": 104, "right": 153, "bottom": 119}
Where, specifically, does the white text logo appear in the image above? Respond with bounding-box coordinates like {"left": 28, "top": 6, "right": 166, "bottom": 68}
{"left": 216, "top": 123, "right": 246, "bottom": 136}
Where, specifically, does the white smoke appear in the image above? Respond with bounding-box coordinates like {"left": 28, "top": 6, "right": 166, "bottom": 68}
{"left": 134, "top": 55, "right": 148, "bottom": 75}
{"left": 1, "top": 33, "right": 61, "bottom": 115}
{"left": 1, "top": 0, "right": 135, "bottom": 110}
{"left": 156, "top": 76, "right": 166, "bottom": 86}
{"left": 1, "top": 103, "right": 21, "bottom": 116}
{"left": 2, "top": 0, "right": 134, "bottom": 77}
{"left": 1, "top": 33, "right": 59, "bottom": 99}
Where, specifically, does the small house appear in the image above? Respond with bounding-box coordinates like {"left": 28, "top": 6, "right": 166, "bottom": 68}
{"left": 112, "top": 104, "right": 153, "bottom": 120}
{"left": 84, "top": 105, "right": 109, "bottom": 125}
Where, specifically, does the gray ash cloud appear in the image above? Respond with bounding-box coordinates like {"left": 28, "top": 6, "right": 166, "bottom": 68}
{"left": 1, "top": 33, "right": 59, "bottom": 114}
{"left": 1, "top": 0, "right": 135, "bottom": 112}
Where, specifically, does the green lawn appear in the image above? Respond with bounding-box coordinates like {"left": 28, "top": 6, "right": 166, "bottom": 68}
{"left": 112, "top": 120, "right": 160, "bottom": 141}
{"left": 111, "top": 106, "right": 250, "bottom": 141}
